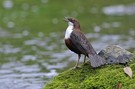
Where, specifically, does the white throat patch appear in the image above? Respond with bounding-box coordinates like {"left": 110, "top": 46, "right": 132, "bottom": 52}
{"left": 65, "top": 22, "right": 73, "bottom": 39}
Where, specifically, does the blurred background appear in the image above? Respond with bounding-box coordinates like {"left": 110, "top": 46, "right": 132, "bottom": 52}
{"left": 0, "top": 0, "right": 135, "bottom": 89}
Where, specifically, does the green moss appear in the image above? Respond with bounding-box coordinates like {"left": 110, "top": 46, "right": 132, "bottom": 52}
{"left": 44, "top": 58, "right": 135, "bottom": 89}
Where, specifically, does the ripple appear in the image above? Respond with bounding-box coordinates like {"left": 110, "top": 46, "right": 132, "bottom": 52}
{"left": 38, "top": 32, "right": 44, "bottom": 37}
{"left": 101, "top": 22, "right": 121, "bottom": 29}
{"left": 24, "top": 39, "right": 46, "bottom": 46}
{"left": 103, "top": 4, "right": 135, "bottom": 16}
{"left": 3, "top": 0, "right": 13, "bottom": 9}
{"left": 7, "top": 21, "right": 15, "bottom": 28}
{"left": 129, "top": 29, "right": 135, "bottom": 36}
{"left": 21, "top": 55, "right": 37, "bottom": 61}
{"left": 0, "top": 61, "right": 58, "bottom": 89}
{"left": 0, "top": 31, "right": 135, "bottom": 89}
{"left": 0, "top": 70, "right": 13, "bottom": 74}
{"left": 51, "top": 50, "right": 72, "bottom": 59}
{"left": 13, "top": 65, "right": 40, "bottom": 73}
{"left": 42, "top": 62, "right": 68, "bottom": 70}
{"left": 86, "top": 34, "right": 135, "bottom": 52}
{"left": 13, "top": 30, "right": 30, "bottom": 38}
{"left": 45, "top": 69, "right": 58, "bottom": 78}
{"left": 0, "top": 44, "right": 21, "bottom": 54}
{"left": 94, "top": 26, "right": 101, "bottom": 32}
{"left": 22, "top": 30, "right": 29, "bottom": 36}
{"left": 0, "top": 78, "right": 44, "bottom": 89}
{"left": 0, "top": 28, "right": 11, "bottom": 37}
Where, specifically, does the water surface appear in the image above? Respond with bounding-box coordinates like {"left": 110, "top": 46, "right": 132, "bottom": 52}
{"left": 0, "top": 1, "right": 135, "bottom": 89}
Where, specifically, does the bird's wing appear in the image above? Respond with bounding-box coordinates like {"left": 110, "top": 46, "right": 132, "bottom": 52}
{"left": 70, "top": 30, "right": 96, "bottom": 55}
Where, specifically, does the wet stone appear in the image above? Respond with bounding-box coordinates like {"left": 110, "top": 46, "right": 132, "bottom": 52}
{"left": 98, "top": 45, "right": 134, "bottom": 65}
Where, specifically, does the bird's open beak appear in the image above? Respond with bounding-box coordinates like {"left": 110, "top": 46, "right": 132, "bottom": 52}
{"left": 64, "top": 17, "right": 69, "bottom": 22}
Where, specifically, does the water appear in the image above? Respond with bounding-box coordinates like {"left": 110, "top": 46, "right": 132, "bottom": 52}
{"left": 0, "top": 27, "right": 135, "bottom": 89}
{"left": 0, "top": 1, "right": 135, "bottom": 89}
{"left": 103, "top": 4, "right": 135, "bottom": 16}
{"left": 3, "top": 0, "right": 13, "bottom": 9}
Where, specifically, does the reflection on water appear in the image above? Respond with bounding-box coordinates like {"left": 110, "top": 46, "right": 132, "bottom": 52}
{"left": 7, "top": 21, "right": 15, "bottom": 28}
{"left": 103, "top": 4, "right": 135, "bottom": 16}
{"left": 0, "top": 61, "right": 58, "bottom": 89}
{"left": 0, "top": 2, "right": 135, "bottom": 89}
{"left": 0, "top": 26, "right": 135, "bottom": 89}
{"left": 92, "top": 34, "right": 135, "bottom": 52}
{"left": 0, "top": 44, "right": 21, "bottom": 54}
{"left": 3, "top": 0, "right": 13, "bottom": 9}
{"left": 21, "top": 55, "right": 37, "bottom": 61}
{"left": 101, "top": 22, "right": 121, "bottom": 29}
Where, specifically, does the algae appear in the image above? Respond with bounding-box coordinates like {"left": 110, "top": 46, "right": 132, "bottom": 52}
{"left": 44, "top": 57, "right": 135, "bottom": 89}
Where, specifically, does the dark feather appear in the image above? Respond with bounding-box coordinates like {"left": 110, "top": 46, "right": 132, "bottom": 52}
{"left": 70, "top": 30, "right": 106, "bottom": 67}
{"left": 65, "top": 39, "right": 82, "bottom": 54}
{"left": 70, "top": 30, "right": 96, "bottom": 55}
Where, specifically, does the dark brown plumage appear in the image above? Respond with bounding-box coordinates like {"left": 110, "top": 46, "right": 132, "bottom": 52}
{"left": 64, "top": 17, "right": 106, "bottom": 68}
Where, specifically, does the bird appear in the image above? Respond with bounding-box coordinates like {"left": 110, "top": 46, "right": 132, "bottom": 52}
{"left": 64, "top": 17, "right": 106, "bottom": 68}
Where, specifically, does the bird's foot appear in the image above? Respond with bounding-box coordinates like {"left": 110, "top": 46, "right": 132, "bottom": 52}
{"left": 72, "top": 66, "right": 81, "bottom": 70}
{"left": 83, "top": 60, "right": 89, "bottom": 65}
{"left": 83, "top": 62, "right": 87, "bottom": 65}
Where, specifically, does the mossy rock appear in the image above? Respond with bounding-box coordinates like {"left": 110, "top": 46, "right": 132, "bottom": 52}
{"left": 43, "top": 56, "right": 135, "bottom": 89}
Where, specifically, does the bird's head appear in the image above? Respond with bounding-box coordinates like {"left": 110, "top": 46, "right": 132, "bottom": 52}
{"left": 64, "top": 17, "right": 80, "bottom": 29}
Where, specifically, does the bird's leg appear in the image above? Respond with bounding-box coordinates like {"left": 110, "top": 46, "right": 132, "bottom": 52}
{"left": 74, "top": 54, "right": 81, "bottom": 69}
{"left": 83, "top": 55, "right": 86, "bottom": 64}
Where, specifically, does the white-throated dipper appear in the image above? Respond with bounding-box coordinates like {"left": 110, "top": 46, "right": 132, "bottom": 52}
{"left": 64, "top": 17, "right": 106, "bottom": 68}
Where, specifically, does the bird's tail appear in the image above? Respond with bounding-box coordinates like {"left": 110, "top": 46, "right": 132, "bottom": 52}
{"left": 89, "top": 54, "right": 106, "bottom": 68}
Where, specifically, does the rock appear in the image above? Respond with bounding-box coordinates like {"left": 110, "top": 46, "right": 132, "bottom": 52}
{"left": 98, "top": 45, "right": 134, "bottom": 65}
{"left": 43, "top": 54, "right": 135, "bottom": 89}
{"left": 43, "top": 45, "right": 135, "bottom": 89}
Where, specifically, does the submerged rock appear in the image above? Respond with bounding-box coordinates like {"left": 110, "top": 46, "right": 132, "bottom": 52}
{"left": 98, "top": 45, "right": 134, "bottom": 65}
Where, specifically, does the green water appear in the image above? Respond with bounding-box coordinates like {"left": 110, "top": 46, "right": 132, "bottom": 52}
{"left": 0, "top": 0, "right": 135, "bottom": 89}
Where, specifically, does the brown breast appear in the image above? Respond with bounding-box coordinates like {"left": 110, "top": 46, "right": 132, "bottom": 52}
{"left": 65, "top": 38, "right": 82, "bottom": 54}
